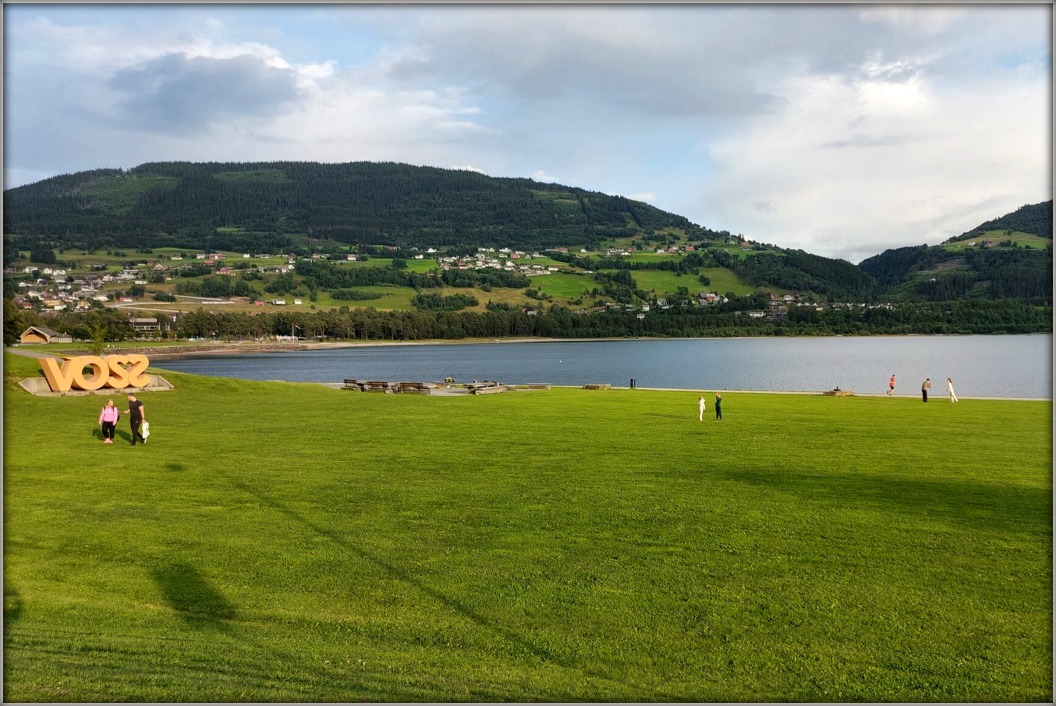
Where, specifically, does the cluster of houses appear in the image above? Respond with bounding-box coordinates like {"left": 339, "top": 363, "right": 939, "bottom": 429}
{"left": 734, "top": 294, "right": 896, "bottom": 321}
{"left": 436, "top": 248, "right": 562, "bottom": 276}
{"left": 8, "top": 264, "right": 133, "bottom": 312}
{"left": 8, "top": 246, "right": 901, "bottom": 333}
{"left": 6, "top": 253, "right": 299, "bottom": 314}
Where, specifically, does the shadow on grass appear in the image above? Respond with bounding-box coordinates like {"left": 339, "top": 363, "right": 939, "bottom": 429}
{"left": 226, "top": 479, "right": 645, "bottom": 698}
{"left": 718, "top": 467, "right": 1052, "bottom": 535}
{"left": 151, "top": 562, "right": 237, "bottom": 630}
{"left": 4, "top": 585, "right": 22, "bottom": 626}
{"left": 164, "top": 462, "right": 186, "bottom": 472}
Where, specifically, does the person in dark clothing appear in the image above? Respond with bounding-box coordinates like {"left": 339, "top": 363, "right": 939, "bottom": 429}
{"left": 715, "top": 392, "right": 723, "bottom": 421}
{"left": 124, "top": 392, "right": 146, "bottom": 445}
{"left": 922, "top": 378, "right": 932, "bottom": 402}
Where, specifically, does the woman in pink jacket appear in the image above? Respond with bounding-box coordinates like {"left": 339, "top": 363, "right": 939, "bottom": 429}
{"left": 98, "top": 399, "right": 120, "bottom": 444}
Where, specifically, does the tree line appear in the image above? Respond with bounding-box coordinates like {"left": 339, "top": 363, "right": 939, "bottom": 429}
{"left": 8, "top": 296, "right": 1048, "bottom": 348}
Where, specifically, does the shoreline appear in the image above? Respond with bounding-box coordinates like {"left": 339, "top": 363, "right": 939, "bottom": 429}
{"left": 7, "top": 337, "right": 622, "bottom": 361}
{"left": 7, "top": 339, "right": 1050, "bottom": 402}
{"left": 11, "top": 330, "right": 1052, "bottom": 361}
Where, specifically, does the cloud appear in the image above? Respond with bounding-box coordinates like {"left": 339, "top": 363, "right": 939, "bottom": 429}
{"left": 3, "top": 4, "right": 1050, "bottom": 265}
{"left": 383, "top": 7, "right": 793, "bottom": 120}
{"left": 695, "top": 60, "right": 1050, "bottom": 262}
{"left": 531, "top": 170, "right": 559, "bottom": 183}
{"left": 106, "top": 53, "right": 303, "bottom": 134}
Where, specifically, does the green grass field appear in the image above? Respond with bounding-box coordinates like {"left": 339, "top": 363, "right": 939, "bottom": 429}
{"left": 943, "top": 230, "right": 1052, "bottom": 252}
{"left": 3, "top": 352, "right": 1051, "bottom": 701}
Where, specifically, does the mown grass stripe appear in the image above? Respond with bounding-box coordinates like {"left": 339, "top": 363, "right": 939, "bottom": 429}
{"left": 3, "top": 352, "right": 1050, "bottom": 701}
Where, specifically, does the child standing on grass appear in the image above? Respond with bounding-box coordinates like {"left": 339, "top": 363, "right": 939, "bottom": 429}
{"left": 698, "top": 395, "right": 706, "bottom": 422}
{"left": 715, "top": 392, "right": 723, "bottom": 420}
{"left": 98, "top": 399, "right": 119, "bottom": 444}
{"left": 947, "top": 377, "right": 958, "bottom": 402}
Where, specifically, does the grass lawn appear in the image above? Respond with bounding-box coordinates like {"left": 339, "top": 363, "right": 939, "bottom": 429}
{"left": 632, "top": 269, "right": 703, "bottom": 296}
{"left": 530, "top": 272, "right": 592, "bottom": 299}
{"left": 3, "top": 352, "right": 1051, "bottom": 702}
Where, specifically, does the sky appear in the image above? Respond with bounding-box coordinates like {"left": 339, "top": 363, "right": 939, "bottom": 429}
{"left": 2, "top": 3, "right": 1051, "bottom": 264}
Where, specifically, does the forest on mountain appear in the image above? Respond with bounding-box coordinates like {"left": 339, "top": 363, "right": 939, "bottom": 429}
{"left": 2, "top": 163, "right": 1051, "bottom": 340}
{"left": 2, "top": 161, "right": 717, "bottom": 252}
{"left": 859, "top": 200, "right": 1052, "bottom": 301}
{"left": 947, "top": 200, "right": 1053, "bottom": 242}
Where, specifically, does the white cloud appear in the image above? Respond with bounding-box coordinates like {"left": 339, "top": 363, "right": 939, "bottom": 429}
{"left": 698, "top": 61, "right": 1050, "bottom": 262}
{"left": 858, "top": 6, "right": 965, "bottom": 35}
{"left": 3, "top": 4, "right": 1050, "bottom": 265}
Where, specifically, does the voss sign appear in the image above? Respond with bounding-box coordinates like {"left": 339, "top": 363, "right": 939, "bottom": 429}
{"left": 40, "top": 354, "right": 152, "bottom": 392}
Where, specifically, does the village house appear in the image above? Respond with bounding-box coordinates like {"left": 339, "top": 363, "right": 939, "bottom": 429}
{"left": 19, "top": 325, "right": 72, "bottom": 344}
{"left": 129, "top": 317, "right": 160, "bottom": 334}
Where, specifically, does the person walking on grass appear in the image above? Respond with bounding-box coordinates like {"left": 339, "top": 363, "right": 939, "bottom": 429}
{"left": 947, "top": 377, "right": 959, "bottom": 403}
{"left": 698, "top": 395, "right": 707, "bottom": 422}
{"left": 715, "top": 392, "right": 723, "bottom": 420}
{"left": 888, "top": 374, "right": 896, "bottom": 396}
{"left": 98, "top": 399, "right": 120, "bottom": 444}
{"left": 922, "top": 378, "right": 931, "bottom": 402}
{"left": 124, "top": 392, "right": 146, "bottom": 446}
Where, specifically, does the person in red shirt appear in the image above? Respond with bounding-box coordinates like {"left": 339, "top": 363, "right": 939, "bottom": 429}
{"left": 888, "top": 374, "right": 896, "bottom": 396}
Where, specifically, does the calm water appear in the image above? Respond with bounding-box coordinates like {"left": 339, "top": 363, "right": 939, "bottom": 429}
{"left": 152, "top": 335, "right": 1053, "bottom": 399}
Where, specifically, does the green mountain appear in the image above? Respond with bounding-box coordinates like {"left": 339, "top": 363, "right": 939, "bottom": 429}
{"left": 948, "top": 200, "right": 1053, "bottom": 242}
{"left": 858, "top": 200, "right": 1052, "bottom": 301}
{"left": 2, "top": 161, "right": 715, "bottom": 252}
{"left": 3, "top": 162, "right": 1050, "bottom": 304}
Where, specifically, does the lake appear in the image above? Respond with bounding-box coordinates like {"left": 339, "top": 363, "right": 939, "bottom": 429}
{"left": 151, "top": 334, "right": 1052, "bottom": 399}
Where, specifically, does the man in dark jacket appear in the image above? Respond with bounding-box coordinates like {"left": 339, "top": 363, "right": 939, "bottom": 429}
{"left": 125, "top": 392, "right": 147, "bottom": 445}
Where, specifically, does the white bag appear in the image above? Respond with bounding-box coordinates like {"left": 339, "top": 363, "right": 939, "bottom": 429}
{"left": 141, "top": 421, "right": 150, "bottom": 439}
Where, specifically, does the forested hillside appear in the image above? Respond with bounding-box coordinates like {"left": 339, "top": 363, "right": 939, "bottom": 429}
{"left": 948, "top": 200, "right": 1053, "bottom": 242}
{"left": 859, "top": 200, "right": 1052, "bottom": 302}
{"left": 2, "top": 161, "right": 715, "bottom": 251}
{"left": 3, "top": 163, "right": 1051, "bottom": 337}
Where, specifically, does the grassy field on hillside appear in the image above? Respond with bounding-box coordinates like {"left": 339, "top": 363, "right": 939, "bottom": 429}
{"left": 531, "top": 272, "right": 592, "bottom": 299}
{"left": 944, "top": 230, "right": 1052, "bottom": 252}
{"left": 2, "top": 352, "right": 1051, "bottom": 702}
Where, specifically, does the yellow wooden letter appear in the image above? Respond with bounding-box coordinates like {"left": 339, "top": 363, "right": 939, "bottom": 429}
{"left": 39, "top": 354, "right": 153, "bottom": 392}
{"left": 72, "top": 356, "right": 108, "bottom": 391}
{"left": 112, "top": 355, "right": 151, "bottom": 388}
{"left": 39, "top": 357, "right": 78, "bottom": 392}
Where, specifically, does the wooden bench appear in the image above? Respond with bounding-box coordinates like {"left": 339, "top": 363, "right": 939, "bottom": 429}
{"left": 396, "top": 382, "right": 430, "bottom": 394}
{"left": 363, "top": 381, "right": 392, "bottom": 393}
